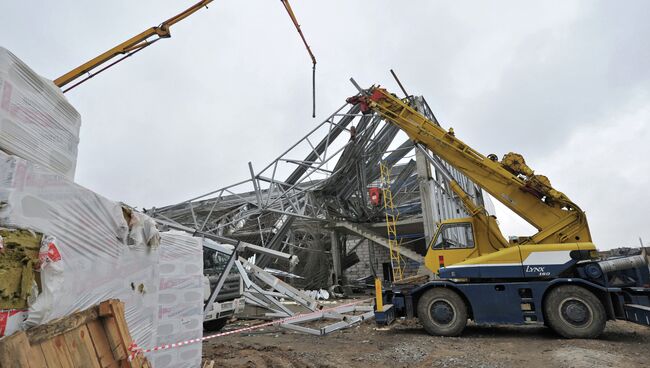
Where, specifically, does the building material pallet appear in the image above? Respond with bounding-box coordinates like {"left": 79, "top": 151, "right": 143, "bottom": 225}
{"left": 0, "top": 300, "right": 149, "bottom": 368}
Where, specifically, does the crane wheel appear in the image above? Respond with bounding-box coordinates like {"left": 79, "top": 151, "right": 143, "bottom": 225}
{"left": 417, "top": 288, "right": 467, "bottom": 336}
{"left": 544, "top": 285, "right": 606, "bottom": 339}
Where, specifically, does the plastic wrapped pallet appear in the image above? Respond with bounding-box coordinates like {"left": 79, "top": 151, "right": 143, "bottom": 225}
{"left": 0, "top": 150, "right": 160, "bottom": 348}
{"left": 148, "top": 231, "right": 204, "bottom": 368}
{"left": 0, "top": 47, "right": 81, "bottom": 180}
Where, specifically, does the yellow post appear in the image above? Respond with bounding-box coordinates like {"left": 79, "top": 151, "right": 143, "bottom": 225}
{"left": 374, "top": 277, "right": 384, "bottom": 312}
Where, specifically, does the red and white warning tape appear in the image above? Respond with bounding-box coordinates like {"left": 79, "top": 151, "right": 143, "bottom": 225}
{"left": 128, "top": 298, "right": 373, "bottom": 361}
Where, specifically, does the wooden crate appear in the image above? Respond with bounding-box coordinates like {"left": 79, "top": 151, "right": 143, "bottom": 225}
{"left": 0, "top": 300, "right": 150, "bottom": 368}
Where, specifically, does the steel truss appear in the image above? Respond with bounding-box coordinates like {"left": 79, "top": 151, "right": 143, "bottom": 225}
{"left": 147, "top": 87, "right": 489, "bottom": 287}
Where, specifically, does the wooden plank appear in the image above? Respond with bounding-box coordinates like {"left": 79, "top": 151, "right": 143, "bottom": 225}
{"left": 27, "top": 307, "right": 99, "bottom": 345}
{"left": 0, "top": 300, "right": 146, "bottom": 368}
{"left": 98, "top": 302, "right": 114, "bottom": 318}
{"left": 39, "top": 340, "right": 64, "bottom": 368}
{"left": 63, "top": 326, "right": 101, "bottom": 368}
{"left": 108, "top": 301, "right": 145, "bottom": 368}
{"left": 27, "top": 345, "right": 47, "bottom": 368}
{"left": 110, "top": 301, "right": 131, "bottom": 345}
{"left": 87, "top": 319, "right": 119, "bottom": 368}
{"left": 0, "top": 331, "right": 32, "bottom": 367}
{"left": 100, "top": 300, "right": 149, "bottom": 368}
{"left": 102, "top": 316, "right": 127, "bottom": 361}
{"left": 51, "top": 335, "right": 74, "bottom": 368}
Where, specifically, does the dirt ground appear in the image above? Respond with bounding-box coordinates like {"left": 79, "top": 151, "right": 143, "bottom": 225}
{"left": 203, "top": 300, "right": 649, "bottom": 368}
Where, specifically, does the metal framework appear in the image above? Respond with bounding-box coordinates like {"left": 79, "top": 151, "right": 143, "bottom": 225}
{"left": 280, "top": 304, "right": 375, "bottom": 336}
{"left": 147, "top": 86, "right": 490, "bottom": 287}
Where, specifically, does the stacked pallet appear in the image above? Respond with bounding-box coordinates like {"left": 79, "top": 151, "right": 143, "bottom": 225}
{"left": 147, "top": 232, "right": 204, "bottom": 368}
{"left": 0, "top": 47, "right": 81, "bottom": 180}
{"left": 0, "top": 46, "right": 83, "bottom": 341}
{"left": 0, "top": 300, "right": 149, "bottom": 368}
{"left": 0, "top": 47, "right": 205, "bottom": 365}
{"left": 0, "top": 149, "right": 161, "bottom": 346}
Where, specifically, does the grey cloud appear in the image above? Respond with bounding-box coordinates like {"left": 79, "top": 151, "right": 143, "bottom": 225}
{"left": 1, "top": 0, "right": 648, "bottom": 248}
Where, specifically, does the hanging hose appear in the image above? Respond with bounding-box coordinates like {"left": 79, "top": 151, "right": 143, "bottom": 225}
{"left": 312, "top": 62, "right": 316, "bottom": 118}
{"left": 281, "top": 0, "right": 317, "bottom": 117}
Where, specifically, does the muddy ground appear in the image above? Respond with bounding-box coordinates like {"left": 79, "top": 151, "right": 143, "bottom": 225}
{"left": 203, "top": 301, "right": 649, "bottom": 368}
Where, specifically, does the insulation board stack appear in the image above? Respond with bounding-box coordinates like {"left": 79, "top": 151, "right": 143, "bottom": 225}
{"left": 0, "top": 47, "right": 207, "bottom": 367}
{"left": 0, "top": 47, "right": 81, "bottom": 180}
{"left": 148, "top": 231, "right": 204, "bottom": 368}
{"left": 0, "top": 150, "right": 161, "bottom": 349}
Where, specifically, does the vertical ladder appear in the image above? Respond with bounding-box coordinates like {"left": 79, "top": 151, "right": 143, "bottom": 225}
{"left": 380, "top": 161, "right": 404, "bottom": 281}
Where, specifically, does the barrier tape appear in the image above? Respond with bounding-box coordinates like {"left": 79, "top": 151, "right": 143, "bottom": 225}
{"left": 128, "top": 298, "right": 373, "bottom": 361}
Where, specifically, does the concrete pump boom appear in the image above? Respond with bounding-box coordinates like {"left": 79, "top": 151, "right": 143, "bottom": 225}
{"left": 54, "top": 0, "right": 214, "bottom": 92}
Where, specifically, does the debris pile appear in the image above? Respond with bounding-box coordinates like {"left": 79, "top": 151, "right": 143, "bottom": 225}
{"left": 150, "top": 95, "right": 487, "bottom": 293}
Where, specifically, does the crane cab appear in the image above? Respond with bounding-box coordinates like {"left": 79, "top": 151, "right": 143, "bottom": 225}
{"left": 424, "top": 217, "right": 597, "bottom": 279}
{"left": 424, "top": 218, "right": 478, "bottom": 274}
{"left": 424, "top": 215, "right": 509, "bottom": 275}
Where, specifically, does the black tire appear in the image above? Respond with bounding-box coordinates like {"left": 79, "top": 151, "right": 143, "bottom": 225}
{"left": 544, "top": 285, "right": 606, "bottom": 339}
{"left": 417, "top": 288, "right": 468, "bottom": 336}
{"left": 203, "top": 317, "right": 229, "bottom": 332}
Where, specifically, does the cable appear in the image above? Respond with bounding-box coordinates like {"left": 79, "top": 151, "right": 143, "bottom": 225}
{"left": 281, "top": 0, "right": 317, "bottom": 117}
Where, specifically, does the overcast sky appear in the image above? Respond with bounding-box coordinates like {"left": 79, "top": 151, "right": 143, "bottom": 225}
{"left": 2, "top": 1, "right": 648, "bottom": 249}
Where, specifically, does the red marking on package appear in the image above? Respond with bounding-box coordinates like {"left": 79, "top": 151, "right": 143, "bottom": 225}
{"left": 0, "top": 310, "right": 27, "bottom": 337}
{"left": 0, "top": 312, "right": 7, "bottom": 336}
{"left": 1, "top": 80, "right": 61, "bottom": 129}
{"left": 159, "top": 278, "right": 189, "bottom": 290}
{"left": 40, "top": 242, "right": 62, "bottom": 264}
{"left": 1, "top": 80, "right": 12, "bottom": 111}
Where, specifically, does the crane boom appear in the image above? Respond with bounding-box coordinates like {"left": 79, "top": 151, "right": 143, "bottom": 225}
{"left": 358, "top": 89, "right": 649, "bottom": 341}
{"left": 54, "top": 0, "right": 213, "bottom": 91}
{"left": 348, "top": 87, "right": 591, "bottom": 246}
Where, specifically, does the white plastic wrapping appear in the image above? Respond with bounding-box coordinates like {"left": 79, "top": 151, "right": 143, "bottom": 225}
{"left": 0, "top": 150, "right": 159, "bottom": 348}
{"left": 128, "top": 212, "right": 161, "bottom": 249}
{"left": 148, "top": 231, "right": 204, "bottom": 368}
{"left": 0, "top": 47, "right": 81, "bottom": 180}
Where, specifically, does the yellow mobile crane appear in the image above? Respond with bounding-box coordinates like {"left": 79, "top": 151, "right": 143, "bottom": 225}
{"left": 348, "top": 86, "right": 650, "bottom": 338}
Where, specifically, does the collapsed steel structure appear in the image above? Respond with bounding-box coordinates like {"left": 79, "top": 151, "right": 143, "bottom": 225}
{"left": 147, "top": 88, "right": 488, "bottom": 289}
